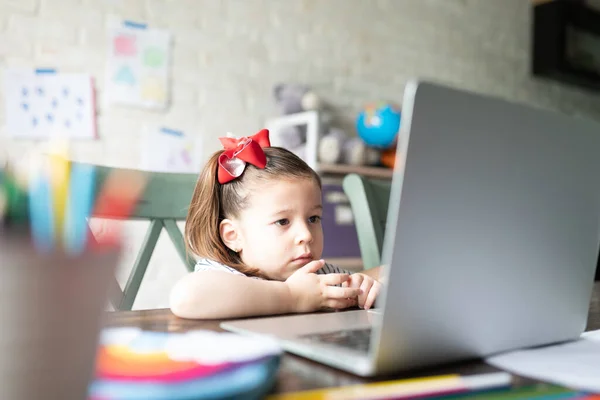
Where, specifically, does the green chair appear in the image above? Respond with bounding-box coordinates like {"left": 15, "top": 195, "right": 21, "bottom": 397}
{"left": 342, "top": 173, "right": 392, "bottom": 270}
{"left": 84, "top": 163, "right": 198, "bottom": 311}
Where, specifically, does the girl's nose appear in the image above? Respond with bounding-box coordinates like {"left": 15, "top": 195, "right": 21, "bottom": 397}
{"left": 295, "top": 223, "right": 313, "bottom": 244}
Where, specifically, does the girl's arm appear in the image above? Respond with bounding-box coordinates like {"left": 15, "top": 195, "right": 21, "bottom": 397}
{"left": 169, "top": 271, "right": 294, "bottom": 319}
{"left": 170, "top": 260, "right": 362, "bottom": 320}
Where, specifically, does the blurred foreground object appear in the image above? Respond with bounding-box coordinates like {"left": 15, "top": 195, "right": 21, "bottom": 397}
{"left": 0, "top": 235, "right": 121, "bottom": 400}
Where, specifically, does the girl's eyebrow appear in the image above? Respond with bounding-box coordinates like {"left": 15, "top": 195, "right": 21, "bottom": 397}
{"left": 272, "top": 208, "right": 292, "bottom": 217}
{"left": 271, "top": 205, "right": 322, "bottom": 217}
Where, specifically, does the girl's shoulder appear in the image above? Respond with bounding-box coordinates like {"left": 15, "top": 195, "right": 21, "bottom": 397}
{"left": 194, "top": 258, "right": 247, "bottom": 276}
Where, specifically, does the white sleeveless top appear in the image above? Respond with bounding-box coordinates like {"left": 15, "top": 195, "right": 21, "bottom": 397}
{"left": 194, "top": 258, "right": 351, "bottom": 278}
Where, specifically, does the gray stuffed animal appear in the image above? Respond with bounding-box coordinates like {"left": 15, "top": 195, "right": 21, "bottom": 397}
{"left": 272, "top": 83, "right": 321, "bottom": 155}
{"left": 273, "top": 83, "right": 320, "bottom": 115}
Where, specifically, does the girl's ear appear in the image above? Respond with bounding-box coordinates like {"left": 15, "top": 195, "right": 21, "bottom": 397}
{"left": 219, "top": 219, "right": 241, "bottom": 252}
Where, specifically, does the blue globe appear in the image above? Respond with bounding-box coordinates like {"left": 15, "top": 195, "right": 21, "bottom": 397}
{"left": 356, "top": 102, "right": 401, "bottom": 149}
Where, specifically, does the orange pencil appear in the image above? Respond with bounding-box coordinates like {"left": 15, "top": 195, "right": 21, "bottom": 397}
{"left": 89, "top": 169, "right": 148, "bottom": 249}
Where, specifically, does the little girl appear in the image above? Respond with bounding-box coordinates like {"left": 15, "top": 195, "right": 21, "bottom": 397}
{"left": 169, "top": 129, "right": 382, "bottom": 319}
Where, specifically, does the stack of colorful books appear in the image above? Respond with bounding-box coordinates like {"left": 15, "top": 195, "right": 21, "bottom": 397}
{"left": 88, "top": 327, "right": 282, "bottom": 400}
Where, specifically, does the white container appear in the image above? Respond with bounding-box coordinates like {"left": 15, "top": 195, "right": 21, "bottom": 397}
{"left": 0, "top": 234, "right": 120, "bottom": 400}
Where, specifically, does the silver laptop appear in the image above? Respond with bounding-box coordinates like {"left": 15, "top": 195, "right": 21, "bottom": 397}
{"left": 221, "top": 80, "right": 600, "bottom": 377}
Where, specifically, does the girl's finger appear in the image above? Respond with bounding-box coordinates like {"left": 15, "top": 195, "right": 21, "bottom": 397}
{"left": 364, "top": 281, "right": 381, "bottom": 310}
{"left": 324, "top": 285, "right": 362, "bottom": 299}
{"left": 359, "top": 278, "right": 374, "bottom": 309}
{"left": 325, "top": 297, "right": 357, "bottom": 310}
{"left": 320, "top": 273, "right": 350, "bottom": 286}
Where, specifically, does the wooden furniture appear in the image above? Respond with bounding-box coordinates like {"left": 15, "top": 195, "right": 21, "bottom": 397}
{"left": 86, "top": 163, "right": 198, "bottom": 311}
{"left": 104, "top": 282, "right": 600, "bottom": 395}
{"left": 319, "top": 163, "right": 393, "bottom": 180}
{"left": 342, "top": 174, "right": 392, "bottom": 270}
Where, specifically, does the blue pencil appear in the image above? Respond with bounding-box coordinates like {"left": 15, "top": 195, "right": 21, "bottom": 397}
{"left": 28, "top": 166, "right": 55, "bottom": 253}
{"left": 63, "top": 163, "right": 96, "bottom": 255}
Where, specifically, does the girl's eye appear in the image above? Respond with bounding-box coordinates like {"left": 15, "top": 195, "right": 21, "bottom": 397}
{"left": 309, "top": 215, "right": 321, "bottom": 223}
{"left": 275, "top": 219, "right": 289, "bottom": 226}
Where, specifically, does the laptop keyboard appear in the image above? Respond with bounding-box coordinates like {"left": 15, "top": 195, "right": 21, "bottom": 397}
{"left": 298, "top": 328, "right": 372, "bottom": 354}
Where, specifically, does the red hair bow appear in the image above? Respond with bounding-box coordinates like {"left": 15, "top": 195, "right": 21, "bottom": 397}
{"left": 217, "top": 129, "right": 271, "bottom": 184}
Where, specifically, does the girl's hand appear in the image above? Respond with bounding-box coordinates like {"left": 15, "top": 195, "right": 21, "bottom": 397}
{"left": 285, "top": 260, "right": 361, "bottom": 313}
{"left": 342, "top": 273, "right": 381, "bottom": 310}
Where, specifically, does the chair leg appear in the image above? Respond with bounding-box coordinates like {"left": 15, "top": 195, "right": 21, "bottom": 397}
{"left": 119, "top": 219, "right": 162, "bottom": 311}
{"left": 86, "top": 223, "right": 123, "bottom": 309}
{"left": 162, "top": 219, "right": 196, "bottom": 272}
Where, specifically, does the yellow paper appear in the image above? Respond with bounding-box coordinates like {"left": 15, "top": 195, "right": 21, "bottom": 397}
{"left": 268, "top": 374, "right": 462, "bottom": 400}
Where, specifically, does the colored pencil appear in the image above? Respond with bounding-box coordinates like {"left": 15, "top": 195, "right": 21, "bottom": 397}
{"left": 47, "top": 141, "right": 71, "bottom": 247}
{"left": 267, "top": 372, "right": 513, "bottom": 400}
{"left": 63, "top": 163, "right": 97, "bottom": 255}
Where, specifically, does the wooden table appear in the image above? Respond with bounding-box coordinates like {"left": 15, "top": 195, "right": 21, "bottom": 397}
{"left": 104, "top": 282, "right": 600, "bottom": 395}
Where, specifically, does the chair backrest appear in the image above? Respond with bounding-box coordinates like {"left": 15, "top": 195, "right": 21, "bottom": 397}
{"left": 81, "top": 163, "right": 199, "bottom": 310}
{"left": 92, "top": 164, "right": 198, "bottom": 220}
{"left": 342, "top": 173, "right": 392, "bottom": 270}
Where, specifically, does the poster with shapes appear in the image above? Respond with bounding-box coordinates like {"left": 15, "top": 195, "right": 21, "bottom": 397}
{"left": 140, "top": 127, "right": 203, "bottom": 173}
{"left": 105, "top": 21, "right": 171, "bottom": 110}
{"left": 3, "top": 69, "right": 97, "bottom": 139}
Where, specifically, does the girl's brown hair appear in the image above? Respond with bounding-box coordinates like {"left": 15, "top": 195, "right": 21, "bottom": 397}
{"left": 185, "top": 146, "right": 321, "bottom": 276}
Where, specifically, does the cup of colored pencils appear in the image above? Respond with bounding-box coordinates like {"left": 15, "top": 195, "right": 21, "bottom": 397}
{"left": 0, "top": 146, "right": 147, "bottom": 400}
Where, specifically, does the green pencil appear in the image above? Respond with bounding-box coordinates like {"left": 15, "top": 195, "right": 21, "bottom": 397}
{"left": 438, "top": 383, "right": 583, "bottom": 400}
{"left": 1, "top": 167, "right": 29, "bottom": 226}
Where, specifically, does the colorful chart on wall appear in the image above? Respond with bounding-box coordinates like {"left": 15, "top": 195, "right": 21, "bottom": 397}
{"left": 105, "top": 21, "right": 171, "bottom": 110}
{"left": 140, "top": 126, "right": 203, "bottom": 173}
{"left": 2, "top": 68, "right": 97, "bottom": 139}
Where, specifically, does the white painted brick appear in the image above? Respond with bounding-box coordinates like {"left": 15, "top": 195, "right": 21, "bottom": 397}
{"left": 35, "top": 42, "right": 104, "bottom": 71}
{"left": 37, "top": 19, "right": 78, "bottom": 44}
{"left": 172, "top": 44, "right": 197, "bottom": 72}
{"left": 6, "top": 13, "right": 36, "bottom": 39}
{"left": 82, "top": 0, "right": 146, "bottom": 22}
{"left": 40, "top": 0, "right": 80, "bottom": 11}
{"left": 0, "top": 32, "right": 33, "bottom": 58}
{"left": 172, "top": 83, "right": 196, "bottom": 105}
{"left": 0, "top": 11, "right": 8, "bottom": 31}
{"left": 1, "top": 0, "right": 38, "bottom": 14}
{"left": 145, "top": 0, "right": 198, "bottom": 30}
{"left": 39, "top": 1, "right": 104, "bottom": 28}
{"left": 8, "top": 13, "right": 77, "bottom": 44}
{"left": 79, "top": 26, "right": 107, "bottom": 48}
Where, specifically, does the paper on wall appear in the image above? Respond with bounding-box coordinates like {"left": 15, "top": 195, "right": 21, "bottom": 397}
{"left": 140, "top": 126, "right": 203, "bottom": 173}
{"left": 3, "top": 69, "right": 97, "bottom": 139}
{"left": 105, "top": 21, "right": 171, "bottom": 110}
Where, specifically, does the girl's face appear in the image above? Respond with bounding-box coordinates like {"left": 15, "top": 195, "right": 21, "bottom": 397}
{"left": 222, "top": 178, "right": 324, "bottom": 281}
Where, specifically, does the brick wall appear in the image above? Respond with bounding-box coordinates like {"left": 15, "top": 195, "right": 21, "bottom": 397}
{"left": 1, "top": 0, "right": 599, "bottom": 309}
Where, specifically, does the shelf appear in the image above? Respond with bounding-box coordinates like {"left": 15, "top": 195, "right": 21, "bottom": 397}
{"left": 317, "top": 163, "right": 394, "bottom": 180}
